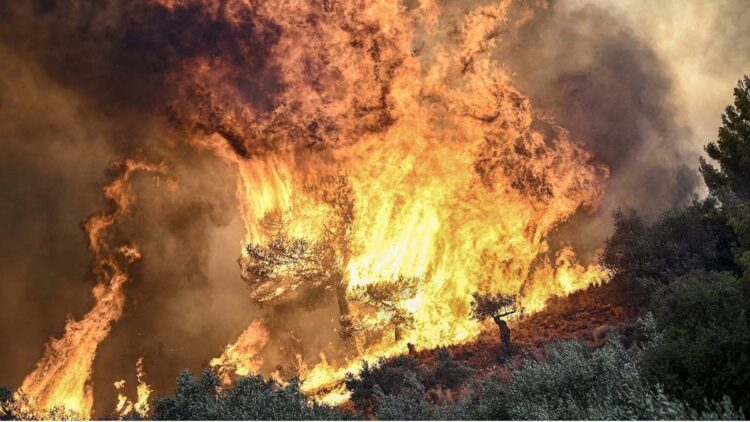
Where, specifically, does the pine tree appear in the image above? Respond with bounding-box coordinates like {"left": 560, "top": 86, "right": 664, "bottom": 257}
{"left": 700, "top": 75, "right": 750, "bottom": 199}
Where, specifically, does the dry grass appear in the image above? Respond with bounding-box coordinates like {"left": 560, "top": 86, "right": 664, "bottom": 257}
{"left": 407, "top": 282, "right": 638, "bottom": 400}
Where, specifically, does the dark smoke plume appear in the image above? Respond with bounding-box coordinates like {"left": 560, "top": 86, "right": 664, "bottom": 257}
{"left": 493, "top": 1, "right": 697, "bottom": 257}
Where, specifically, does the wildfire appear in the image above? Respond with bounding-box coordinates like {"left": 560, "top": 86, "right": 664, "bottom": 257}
{"left": 17, "top": 0, "right": 612, "bottom": 415}
{"left": 16, "top": 159, "right": 167, "bottom": 418}
{"left": 182, "top": 0, "right": 609, "bottom": 404}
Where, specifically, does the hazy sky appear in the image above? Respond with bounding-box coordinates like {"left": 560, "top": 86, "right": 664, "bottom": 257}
{"left": 569, "top": 0, "right": 749, "bottom": 164}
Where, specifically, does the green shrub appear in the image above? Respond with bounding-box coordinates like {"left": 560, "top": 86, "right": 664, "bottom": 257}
{"left": 463, "top": 339, "right": 743, "bottom": 420}
{"left": 152, "top": 369, "right": 345, "bottom": 420}
{"left": 373, "top": 372, "right": 437, "bottom": 420}
{"left": 344, "top": 355, "right": 431, "bottom": 414}
{"left": 641, "top": 271, "right": 750, "bottom": 411}
{"left": 432, "top": 350, "right": 475, "bottom": 389}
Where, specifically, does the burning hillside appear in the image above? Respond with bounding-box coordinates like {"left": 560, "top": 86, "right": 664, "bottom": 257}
{"left": 15, "top": 0, "right": 750, "bottom": 419}
{"left": 6, "top": 0, "right": 611, "bottom": 416}
{"left": 16, "top": 1, "right": 609, "bottom": 415}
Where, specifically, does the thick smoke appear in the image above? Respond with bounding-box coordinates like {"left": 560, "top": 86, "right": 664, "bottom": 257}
{"left": 0, "top": 0, "right": 748, "bottom": 416}
{"left": 493, "top": 1, "right": 693, "bottom": 257}
{"left": 492, "top": 0, "right": 750, "bottom": 257}
{"left": 0, "top": 2, "right": 349, "bottom": 412}
{"left": 0, "top": 1, "right": 254, "bottom": 414}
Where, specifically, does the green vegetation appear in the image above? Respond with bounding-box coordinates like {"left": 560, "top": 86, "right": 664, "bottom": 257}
{"left": 343, "top": 350, "right": 474, "bottom": 418}
{"left": 151, "top": 369, "right": 345, "bottom": 420}
{"left": 346, "top": 335, "right": 742, "bottom": 420}
{"left": 700, "top": 75, "right": 750, "bottom": 200}
{"left": 641, "top": 272, "right": 750, "bottom": 410}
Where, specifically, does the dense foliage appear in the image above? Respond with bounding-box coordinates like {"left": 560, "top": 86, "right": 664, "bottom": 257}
{"left": 700, "top": 75, "right": 750, "bottom": 200}
{"left": 599, "top": 74, "right": 750, "bottom": 414}
{"left": 641, "top": 271, "right": 750, "bottom": 410}
{"left": 601, "top": 198, "right": 737, "bottom": 298}
{"left": 349, "top": 336, "right": 742, "bottom": 420}
{"left": 463, "top": 338, "right": 741, "bottom": 420}
{"left": 151, "top": 369, "right": 345, "bottom": 420}
{"left": 343, "top": 351, "right": 474, "bottom": 417}
{"left": 599, "top": 201, "right": 750, "bottom": 411}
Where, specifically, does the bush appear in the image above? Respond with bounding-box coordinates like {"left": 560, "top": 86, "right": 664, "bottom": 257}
{"left": 432, "top": 350, "right": 475, "bottom": 389}
{"left": 344, "top": 355, "right": 431, "bottom": 414}
{"left": 372, "top": 372, "right": 436, "bottom": 420}
{"left": 602, "top": 198, "right": 737, "bottom": 305}
{"left": 463, "top": 338, "right": 742, "bottom": 420}
{"left": 641, "top": 271, "right": 750, "bottom": 411}
{"left": 152, "top": 369, "right": 345, "bottom": 420}
{"left": 347, "top": 337, "right": 742, "bottom": 420}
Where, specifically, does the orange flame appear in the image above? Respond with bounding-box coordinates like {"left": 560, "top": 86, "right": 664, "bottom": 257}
{"left": 210, "top": 319, "right": 270, "bottom": 384}
{"left": 163, "top": 0, "right": 609, "bottom": 403}
{"left": 19, "top": 0, "right": 614, "bottom": 413}
{"left": 17, "top": 159, "right": 167, "bottom": 418}
{"left": 114, "top": 357, "right": 153, "bottom": 419}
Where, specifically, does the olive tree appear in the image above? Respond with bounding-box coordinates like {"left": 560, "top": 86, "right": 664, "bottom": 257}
{"left": 470, "top": 292, "right": 519, "bottom": 357}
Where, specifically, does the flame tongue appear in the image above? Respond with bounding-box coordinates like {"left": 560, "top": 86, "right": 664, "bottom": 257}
{"left": 18, "top": 159, "right": 166, "bottom": 418}
{"left": 210, "top": 320, "right": 270, "bottom": 384}
{"left": 114, "top": 357, "right": 153, "bottom": 419}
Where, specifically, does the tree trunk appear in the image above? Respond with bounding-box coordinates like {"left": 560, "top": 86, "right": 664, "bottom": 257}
{"left": 335, "top": 276, "right": 357, "bottom": 352}
{"left": 492, "top": 315, "right": 512, "bottom": 357}
{"left": 336, "top": 282, "right": 350, "bottom": 319}
{"left": 407, "top": 342, "right": 417, "bottom": 356}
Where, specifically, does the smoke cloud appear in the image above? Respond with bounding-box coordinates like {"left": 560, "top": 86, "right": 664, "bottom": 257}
{"left": 491, "top": 0, "right": 750, "bottom": 256}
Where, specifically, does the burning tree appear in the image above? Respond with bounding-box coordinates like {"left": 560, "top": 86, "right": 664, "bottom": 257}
{"left": 237, "top": 175, "right": 354, "bottom": 320}
{"left": 348, "top": 276, "right": 420, "bottom": 343}
{"left": 470, "top": 292, "right": 519, "bottom": 357}
{"left": 240, "top": 232, "right": 341, "bottom": 303}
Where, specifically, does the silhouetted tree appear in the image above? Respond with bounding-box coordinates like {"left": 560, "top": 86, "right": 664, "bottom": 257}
{"left": 700, "top": 75, "right": 750, "bottom": 199}
{"left": 470, "top": 292, "right": 518, "bottom": 357}
{"left": 239, "top": 175, "right": 356, "bottom": 338}
{"left": 240, "top": 232, "right": 341, "bottom": 302}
